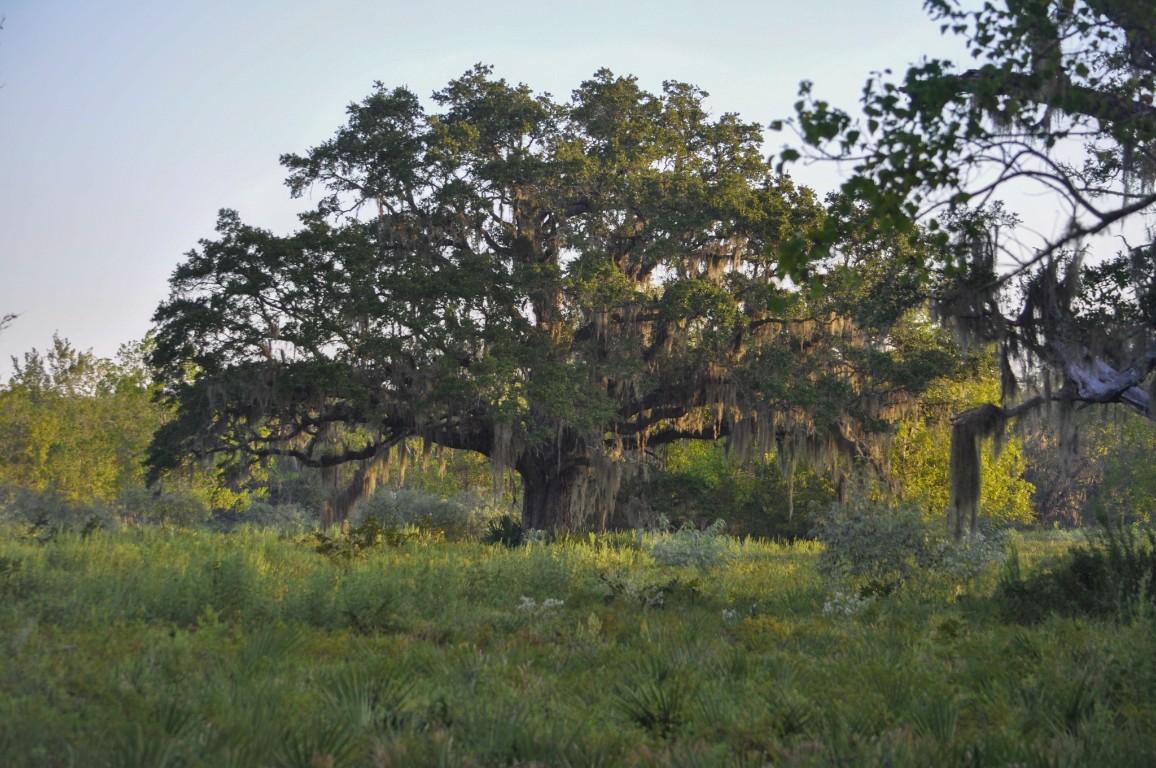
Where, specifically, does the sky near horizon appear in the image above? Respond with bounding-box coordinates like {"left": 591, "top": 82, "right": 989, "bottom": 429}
{"left": 0, "top": 0, "right": 970, "bottom": 375}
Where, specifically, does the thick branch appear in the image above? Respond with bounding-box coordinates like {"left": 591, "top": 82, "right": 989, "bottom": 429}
{"left": 954, "top": 67, "right": 1156, "bottom": 133}
{"left": 1082, "top": 0, "right": 1156, "bottom": 68}
{"left": 1062, "top": 347, "right": 1155, "bottom": 418}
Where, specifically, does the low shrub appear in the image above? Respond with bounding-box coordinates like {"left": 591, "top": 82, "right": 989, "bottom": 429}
{"left": 647, "top": 517, "right": 732, "bottom": 569}
{"left": 115, "top": 484, "right": 216, "bottom": 527}
{"left": 814, "top": 498, "right": 1005, "bottom": 597}
{"left": 358, "top": 488, "right": 511, "bottom": 541}
{"left": 996, "top": 520, "right": 1156, "bottom": 622}
{"left": 207, "top": 500, "right": 314, "bottom": 532}
{"left": 481, "top": 513, "right": 523, "bottom": 547}
{"left": 0, "top": 486, "right": 119, "bottom": 536}
{"left": 597, "top": 567, "right": 677, "bottom": 609}
{"left": 311, "top": 517, "right": 437, "bottom": 560}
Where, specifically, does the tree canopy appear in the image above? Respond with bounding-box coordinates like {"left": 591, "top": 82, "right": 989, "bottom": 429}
{"left": 151, "top": 67, "right": 952, "bottom": 530}
{"left": 778, "top": 0, "right": 1156, "bottom": 536}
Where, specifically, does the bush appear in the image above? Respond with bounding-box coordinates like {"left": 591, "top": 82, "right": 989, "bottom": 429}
{"left": 814, "top": 499, "right": 1005, "bottom": 597}
{"left": 647, "top": 517, "right": 732, "bottom": 569}
{"left": 481, "top": 514, "right": 523, "bottom": 547}
{"left": 312, "top": 517, "right": 439, "bottom": 560}
{"left": 115, "top": 484, "right": 213, "bottom": 527}
{"left": 357, "top": 488, "right": 511, "bottom": 541}
{"left": 996, "top": 521, "right": 1156, "bottom": 622}
{"left": 0, "top": 485, "right": 119, "bottom": 536}
{"left": 208, "top": 501, "right": 314, "bottom": 532}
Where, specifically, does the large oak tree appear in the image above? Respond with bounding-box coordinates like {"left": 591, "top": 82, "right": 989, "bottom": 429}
{"left": 150, "top": 67, "right": 946, "bottom": 530}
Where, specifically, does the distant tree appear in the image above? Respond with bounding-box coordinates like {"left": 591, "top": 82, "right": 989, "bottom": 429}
{"left": 0, "top": 336, "right": 166, "bottom": 503}
{"left": 151, "top": 67, "right": 950, "bottom": 531}
{"left": 1088, "top": 412, "right": 1156, "bottom": 525}
{"left": 778, "top": 0, "right": 1156, "bottom": 537}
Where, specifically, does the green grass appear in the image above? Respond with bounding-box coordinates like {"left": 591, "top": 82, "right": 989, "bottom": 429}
{"left": 0, "top": 525, "right": 1152, "bottom": 766}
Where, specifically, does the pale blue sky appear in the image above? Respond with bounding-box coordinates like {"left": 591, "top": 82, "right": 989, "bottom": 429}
{"left": 0, "top": 1, "right": 966, "bottom": 374}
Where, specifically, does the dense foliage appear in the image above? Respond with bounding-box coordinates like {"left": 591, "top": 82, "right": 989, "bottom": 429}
{"left": 814, "top": 497, "right": 1007, "bottom": 598}
{"left": 998, "top": 521, "right": 1156, "bottom": 621}
{"left": 0, "top": 337, "right": 250, "bottom": 528}
{"left": 0, "top": 337, "right": 161, "bottom": 503}
{"left": 1023, "top": 405, "right": 1156, "bottom": 526}
{"left": 150, "top": 67, "right": 962, "bottom": 531}
{"left": 778, "top": 0, "right": 1156, "bottom": 537}
{"left": 887, "top": 354, "right": 1035, "bottom": 527}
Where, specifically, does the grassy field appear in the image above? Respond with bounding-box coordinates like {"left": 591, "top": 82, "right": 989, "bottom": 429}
{"left": 0, "top": 524, "right": 1152, "bottom": 767}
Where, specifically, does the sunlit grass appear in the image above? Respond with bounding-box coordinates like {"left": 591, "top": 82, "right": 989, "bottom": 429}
{"left": 0, "top": 524, "right": 1151, "bottom": 766}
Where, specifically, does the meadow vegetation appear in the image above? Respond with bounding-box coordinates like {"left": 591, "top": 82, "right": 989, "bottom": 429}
{"left": 1, "top": 504, "right": 1153, "bottom": 767}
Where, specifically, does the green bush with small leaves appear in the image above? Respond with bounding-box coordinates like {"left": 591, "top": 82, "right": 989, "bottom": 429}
{"left": 0, "top": 485, "right": 119, "bottom": 535}
{"left": 814, "top": 498, "right": 1005, "bottom": 597}
{"left": 311, "top": 516, "right": 438, "bottom": 561}
{"left": 647, "top": 517, "right": 732, "bottom": 569}
{"left": 358, "top": 487, "right": 512, "bottom": 541}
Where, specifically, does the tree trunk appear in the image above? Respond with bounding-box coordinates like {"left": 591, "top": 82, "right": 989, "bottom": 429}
{"left": 517, "top": 457, "right": 584, "bottom": 533}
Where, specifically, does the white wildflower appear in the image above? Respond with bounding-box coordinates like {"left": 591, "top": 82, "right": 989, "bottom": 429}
{"left": 518, "top": 595, "right": 564, "bottom": 614}
{"left": 822, "top": 590, "right": 873, "bottom": 617}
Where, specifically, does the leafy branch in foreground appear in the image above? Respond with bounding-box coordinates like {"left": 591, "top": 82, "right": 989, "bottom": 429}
{"left": 778, "top": 0, "right": 1156, "bottom": 538}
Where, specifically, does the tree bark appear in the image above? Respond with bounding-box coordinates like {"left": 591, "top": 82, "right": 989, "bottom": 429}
{"left": 517, "top": 457, "right": 584, "bottom": 533}
{"left": 1063, "top": 350, "right": 1154, "bottom": 418}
